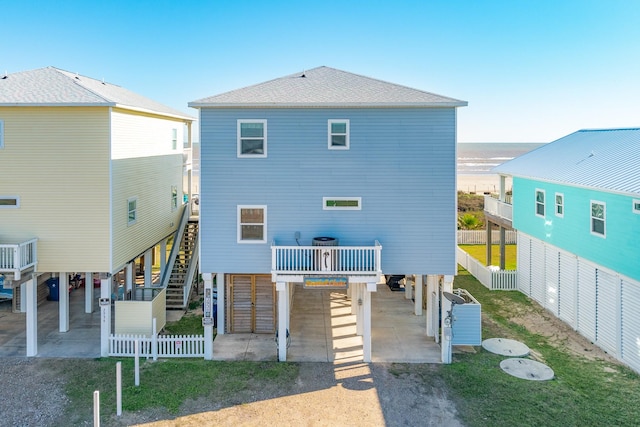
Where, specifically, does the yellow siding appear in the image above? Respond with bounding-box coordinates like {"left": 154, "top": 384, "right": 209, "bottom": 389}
{"left": 0, "top": 107, "right": 111, "bottom": 272}
{"left": 114, "top": 289, "right": 166, "bottom": 336}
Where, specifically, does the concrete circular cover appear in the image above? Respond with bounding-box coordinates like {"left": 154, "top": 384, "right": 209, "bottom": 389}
{"left": 500, "top": 358, "right": 555, "bottom": 381}
{"left": 482, "top": 338, "right": 530, "bottom": 357}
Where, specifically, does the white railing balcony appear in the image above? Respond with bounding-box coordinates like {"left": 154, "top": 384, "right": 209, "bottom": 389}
{"left": 272, "top": 240, "right": 382, "bottom": 277}
{"left": 484, "top": 195, "right": 512, "bottom": 222}
{"left": 0, "top": 238, "right": 38, "bottom": 280}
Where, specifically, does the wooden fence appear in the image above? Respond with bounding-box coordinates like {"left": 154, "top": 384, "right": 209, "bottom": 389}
{"left": 457, "top": 230, "right": 517, "bottom": 245}
{"left": 109, "top": 333, "right": 205, "bottom": 359}
{"left": 457, "top": 246, "right": 518, "bottom": 290}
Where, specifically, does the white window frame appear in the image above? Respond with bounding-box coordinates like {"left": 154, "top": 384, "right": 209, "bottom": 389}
{"left": 171, "top": 128, "right": 178, "bottom": 150}
{"left": 0, "top": 196, "right": 19, "bottom": 208}
{"left": 633, "top": 199, "right": 640, "bottom": 214}
{"left": 555, "top": 192, "right": 564, "bottom": 217}
{"left": 328, "top": 119, "right": 350, "bottom": 150}
{"left": 0, "top": 119, "right": 4, "bottom": 149}
{"left": 127, "top": 197, "right": 138, "bottom": 226}
{"left": 237, "top": 120, "right": 267, "bottom": 158}
{"left": 171, "top": 185, "right": 178, "bottom": 211}
{"left": 590, "top": 200, "right": 606, "bottom": 238}
{"left": 535, "top": 189, "right": 545, "bottom": 218}
{"left": 323, "top": 197, "right": 362, "bottom": 210}
{"left": 237, "top": 205, "right": 267, "bottom": 243}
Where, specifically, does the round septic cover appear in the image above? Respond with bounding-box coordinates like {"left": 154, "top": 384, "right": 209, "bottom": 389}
{"left": 500, "top": 358, "right": 554, "bottom": 381}
{"left": 482, "top": 338, "right": 530, "bottom": 357}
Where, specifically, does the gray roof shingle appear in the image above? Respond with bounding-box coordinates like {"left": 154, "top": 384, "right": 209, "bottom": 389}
{"left": 493, "top": 128, "right": 640, "bottom": 195}
{"left": 189, "top": 66, "right": 467, "bottom": 108}
{"left": 0, "top": 67, "right": 193, "bottom": 120}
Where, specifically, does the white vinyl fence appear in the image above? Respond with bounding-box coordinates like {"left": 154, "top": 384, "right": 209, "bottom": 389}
{"left": 457, "top": 246, "right": 518, "bottom": 290}
{"left": 457, "top": 230, "right": 517, "bottom": 245}
{"left": 109, "top": 333, "right": 205, "bottom": 359}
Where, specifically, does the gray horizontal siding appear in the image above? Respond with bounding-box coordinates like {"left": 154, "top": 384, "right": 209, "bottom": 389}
{"left": 200, "top": 108, "right": 457, "bottom": 274}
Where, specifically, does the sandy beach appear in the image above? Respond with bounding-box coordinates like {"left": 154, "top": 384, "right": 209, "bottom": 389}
{"left": 457, "top": 173, "right": 512, "bottom": 194}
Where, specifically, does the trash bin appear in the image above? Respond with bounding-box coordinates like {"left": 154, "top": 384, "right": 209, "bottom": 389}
{"left": 46, "top": 277, "right": 60, "bottom": 301}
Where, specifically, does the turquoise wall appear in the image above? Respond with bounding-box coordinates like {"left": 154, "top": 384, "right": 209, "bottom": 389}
{"left": 513, "top": 177, "right": 640, "bottom": 281}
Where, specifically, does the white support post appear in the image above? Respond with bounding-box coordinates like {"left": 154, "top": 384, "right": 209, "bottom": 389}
{"left": 100, "top": 277, "right": 111, "bottom": 357}
{"left": 356, "top": 283, "right": 364, "bottom": 336}
{"left": 144, "top": 249, "right": 152, "bottom": 286}
{"left": 160, "top": 239, "right": 167, "bottom": 279}
{"left": 276, "top": 281, "right": 289, "bottom": 362}
{"left": 26, "top": 275, "right": 38, "bottom": 356}
{"left": 217, "top": 272, "right": 225, "bottom": 335}
{"left": 363, "top": 281, "right": 376, "bottom": 363}
{"left": 59, "top": 273, "right": 69, "bottom": 332}
{"left": 414, "top": 274, "right": 423, "bottom": 316}
{"left": 350, "top": 284, "right": 357, "bottom": 315}
{"left": 203, "top": 273, "right": 214, "bottom": 360}
{"left": 441, "top": 275, "right": 455, "bottom": 364}
{"left": 85, "top": 272, "right": 94, "bottom": 313}
{"left": 125, "top": 263, "right": 133, "bottom": 297}
{"left": 426, "top": 275, "right": 436, "bottom": 337}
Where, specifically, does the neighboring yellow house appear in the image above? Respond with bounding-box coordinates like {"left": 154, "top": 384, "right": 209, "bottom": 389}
{"left": 0, "top": 67, "right": 194, "bottom": 356}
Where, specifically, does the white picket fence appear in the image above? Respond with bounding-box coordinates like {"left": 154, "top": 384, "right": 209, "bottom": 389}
{"left": 457, "top": 246, "right": 518, "bottom": 290}
{"left": 109, "top": 333, "right": 205, "bottom": 359}
{"left": 457, "top": 230, "right": 517, "bottom": 245}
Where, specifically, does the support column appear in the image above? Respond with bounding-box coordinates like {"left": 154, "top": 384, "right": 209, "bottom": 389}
{"left": 276, "top": 281, "right": 289, "bottom": 362}
{"left": 85, "top": 272, "right": 94, "bottom": 313}
{"left": 217, "top": 273, "right": 225, "bottom": 335}
{"left": 356, "top": 283, "right": 364, "bottom": 336}
{"left": 144, "top": 249, "right": 152, "bottom": 286}
{"left": 425, "top": 275, "right": 437, "bottom": 337}
{"left": 486, "top": 222, "right": 493, "bottom": 266}
{"left": 100, "top": 276, "right": 111, "bottom": 357}
{"left": 26, "top": 275, "right": 38, "bottom": 357}
{"left": 414, "top": 274, "right": 423, "bottom": 316}
{"left": 160, "top": 239, "right": 168, "bottom": 279}
{"left": 349, "top": 284, "right": 357, "bottom": 314}
{"left": 499, "top": 226, "right": 506, "bottom": 270}
{"left": 125, "top": 263, "right": 134, "bottom": 298}
{"left": 363, "top": 281, "right": 376, "bottom": 363}
{"left": 59, "top": 273, "right": 69, "bottom": 332}
{"left": 441, "top": 275, "right": 455, "bottom": 364}
{"left": 405, "top": 275, "right": 412, "bottom": 300}
{"left": 203, "top": 273, "right": 214, "bottom": 360}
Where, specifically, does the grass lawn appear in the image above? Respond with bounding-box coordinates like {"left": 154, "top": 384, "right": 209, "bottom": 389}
{"left": 459, "top": 244, "right": 517, "bottom": 270}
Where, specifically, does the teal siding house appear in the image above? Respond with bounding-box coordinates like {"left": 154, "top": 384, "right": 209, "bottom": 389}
{"left": 493, "top": 128, "right": 640, "bottom": 373}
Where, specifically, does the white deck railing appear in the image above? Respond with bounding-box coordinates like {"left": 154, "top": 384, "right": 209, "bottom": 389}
{"left": 0, "top": 238, "right": 38, "bottom": 280}
{"left": 484, "top": 195, "right": 513, "bottom": 222}
{"left": 271, "top": 240, "right": 382, "bottom": 275}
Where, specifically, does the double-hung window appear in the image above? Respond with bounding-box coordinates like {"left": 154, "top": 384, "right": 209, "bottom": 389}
{"left": 171, "top": 128, "right": 178, "bottom": 150}
{"left": 328, "top": 120, "right": 349, "bottom": 149}
{"left": 128, "top": 197, "right": 138, "bottom": 226}
{"left": 238, "top": 206, "right": 267, "bottom": 243}
{"left": 238, "top": 120, "right": 267, "bottom": 157}
{"left": 591, "top": 201, "right": 605, "bottom": 237}
{"left": 555, "top": 193, "right": 564, "bottom": 217}
{"left": 535, "top": 189, "right": 545, "bottom": 217}
{"left": 633, "top": 200, "right": 640, "bottom": 214}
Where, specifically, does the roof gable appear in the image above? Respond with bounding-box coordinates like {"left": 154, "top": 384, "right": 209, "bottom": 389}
{"left": 0, "top": 67, "right": 193, "bottom": 120}
{"left": 493, "top": 128, "right": 640, "bottom": 195}
{"left": 189, "top": 66, "right": 467, "bottom": 108}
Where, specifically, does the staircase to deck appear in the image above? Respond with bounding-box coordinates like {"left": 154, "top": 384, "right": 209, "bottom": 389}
{"left": 163, "top": 219, "right": 199, "bottom": 310}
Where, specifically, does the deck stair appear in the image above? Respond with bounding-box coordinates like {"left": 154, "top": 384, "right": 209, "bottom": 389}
{"left": 162, "top": 217, "right": 199, "bottom": 310}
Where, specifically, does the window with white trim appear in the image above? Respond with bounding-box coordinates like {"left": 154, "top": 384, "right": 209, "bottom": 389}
{"left": 323, "top": 197, "right": 361, "bottom": 210}
{"left": 128, "top": 197, "right": 138, "bottom": 226}
{"left": 535, "top": 189, "right": 545, "bottom": 217}
{"left": 328, "top": 120, "right": 349, "bottom": 149}
{"left": 633, "top": 199, "right": 640, "bottom": 214}
{"left": 0, "top": 119, "right": 4, "bottom": 149}
{"left": 591, "top": 201, "right": 605, "bottom": 237}
{"left": 171, "top": 186, "right": 178, "bottom": 211}
{"left": 238, "top": 120, "right": 267, "bottom": 157}
{"left": 0, "top": 196, "right": 19, "bottom": 208}
{"left": 172, "top": 128, "right": 178, "bottom": 150}
{"left": 238, "top": 206, "right": 267, "bottom": 243}
{"left": 555, "top": 193, "right": 564, "bottom": 217}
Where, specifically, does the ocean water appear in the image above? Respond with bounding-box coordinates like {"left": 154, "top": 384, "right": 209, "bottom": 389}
{"left": 458, "top": 142, "right": 545, "bottom": 174}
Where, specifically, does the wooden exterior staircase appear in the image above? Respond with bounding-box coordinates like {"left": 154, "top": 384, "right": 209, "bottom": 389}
{"left": 163, "top": 219, "right": 199, "bottom": 310}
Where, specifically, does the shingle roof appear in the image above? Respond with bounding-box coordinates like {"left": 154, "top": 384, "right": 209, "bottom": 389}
{"left": 493, "top": 128, "right": 640, "bottom": 195}
{"left": 189, "top": 66, "right": 467, "bottom": 108}
{"left": 0, "top": 67, "right": 193, "bottom": 120}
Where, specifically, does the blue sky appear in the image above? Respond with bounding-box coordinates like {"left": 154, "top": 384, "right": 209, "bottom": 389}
{"left": 2, "top": 0, "right": 639, "bottom": 142}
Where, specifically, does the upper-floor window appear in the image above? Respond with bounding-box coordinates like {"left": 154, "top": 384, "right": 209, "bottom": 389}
{"left": 0, "top": 119, "right": 4, "bottom": 149}
{"left": 535, "top": 189, "right": 545, "bottom": 217}
{"left": 238, "top": 120, "right": 267, "bottom": 158}
{"left": 238, "top": 205, "right": 267, "bottom": 243}
{"left": 171, "top": 186, "right": 178, "bottom": 211}
{"left": 633, "top": 199, "right": 640, "bottom": 214}
{"left": 323, "top": 197, "right": 361, "bottom": 210}
{"left": 172, "top": 128, "right": 178, "bottom": 150}
{"left": 328, "top": 120, "right": 349, "bottom": 150}
{"left": 555, "top": 193, "right": 564, "bottom": 217}
{"left": 128, "top": 197, "right": 138, "bottom": 226}
{"left": 0, "top": 196, "right": 19, "bottom": 208}
{"left": 591, "top": 201, "right": 605, "bottom": 237}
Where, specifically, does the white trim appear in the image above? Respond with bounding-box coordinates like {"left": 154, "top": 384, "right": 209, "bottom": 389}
{"left": 590, "top": 200, "right": 606, "bottom": 238}
{"left": 555, "top": 192, "right": 564, "bottom": 218}
{"left": 0, "top": 119, "right": 4, "bottom": 148}
{"left": 127, "top": 196, "right": 138, "bottom": 226}
{"left": 633, "top": 199, "right": 640, "bottom": 214}
{"left": 237, "top": 205, "right": 267, "bottom": 243}
{"left": 0, "top": 196, "right": 20, "bottom": 208}
{"left": 322, "top": 197, "right": 361, "bottom": 210}
{"left": 328, "top": 119, "right": 350, "bottom": 150}
{"left": 188, "top": 102, "right": 468, "bottom": 108}
{"left": 535, "top": 188, "right": 545, "bottom": 218}
{"left": 237, "top": 119, "right": 267, "bottom": 158}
